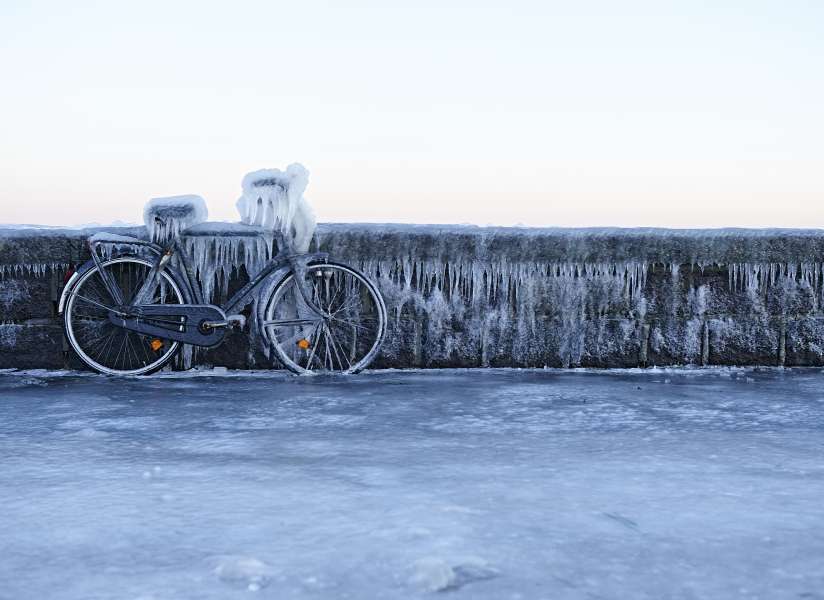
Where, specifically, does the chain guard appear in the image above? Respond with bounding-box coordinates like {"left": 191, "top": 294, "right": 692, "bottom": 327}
{"left": 107, "top": 304, "right": 227, "bottom": 347}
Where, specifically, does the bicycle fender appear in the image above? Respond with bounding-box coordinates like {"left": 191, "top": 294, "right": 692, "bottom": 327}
{"left": 58, "top": 254, "right": 194, "bottom": 315}
{"left": 57, "top": 258, "right": 96, "bottom": 315}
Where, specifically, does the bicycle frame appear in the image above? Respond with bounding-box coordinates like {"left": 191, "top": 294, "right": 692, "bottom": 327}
{"left": 75, "top": 230, "right": 330, "bottom": 346}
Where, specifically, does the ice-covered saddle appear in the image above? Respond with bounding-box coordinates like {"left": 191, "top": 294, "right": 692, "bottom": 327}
{"left": 143, "top": 194, "right": 208, "bottom": 244}
{"left": 236, "top": 163, "right": 316, "bottom": 252}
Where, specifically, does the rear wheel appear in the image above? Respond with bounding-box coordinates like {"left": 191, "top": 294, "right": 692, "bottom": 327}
{"left": 63, "top": 257, "right": 185, "bottom": 375}
{"left": 261, "top": 261, "right": 386, "bottom": 374}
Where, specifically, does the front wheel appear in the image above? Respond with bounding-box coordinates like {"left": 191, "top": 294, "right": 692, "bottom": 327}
{"left": 261, "top": 261, "right": 387, "bottom": 374}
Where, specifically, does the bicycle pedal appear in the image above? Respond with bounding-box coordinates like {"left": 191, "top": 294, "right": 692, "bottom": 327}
{"left": 226, "top": 314, "right": 246, "bottom": 329}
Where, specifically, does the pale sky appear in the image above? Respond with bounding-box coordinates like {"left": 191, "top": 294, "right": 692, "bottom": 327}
{"left": 1, "top": 0, "right": 822, "bottom": 228}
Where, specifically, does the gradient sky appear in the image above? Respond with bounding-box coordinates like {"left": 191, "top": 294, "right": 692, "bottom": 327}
{"left": 1, "top": 0, "right": 822, "bottom": 228}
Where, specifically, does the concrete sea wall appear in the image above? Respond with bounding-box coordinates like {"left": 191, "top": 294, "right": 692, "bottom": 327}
{"left": 3, "top": 224, "right": 824, "bottom": 370}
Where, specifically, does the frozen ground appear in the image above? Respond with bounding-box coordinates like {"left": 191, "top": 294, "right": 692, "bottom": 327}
{"left": 0, "top": 368, "right": 823, "bottom": 600}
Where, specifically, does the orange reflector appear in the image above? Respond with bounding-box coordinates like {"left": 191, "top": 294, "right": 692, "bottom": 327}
{"left": 297, "top": 339, "right": 311, "bottom": 350}
{"left": 150, "top": 339, "right": 164, "bottom": 352}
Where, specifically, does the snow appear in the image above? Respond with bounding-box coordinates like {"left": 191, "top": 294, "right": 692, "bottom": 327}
{"left": 237, "top": 164, "right": 316, "bottom": 252}
{"left": 143, "top": 195, "right": 208, "bottom": 244}
{"left": 1, "top": 368, "right": 823, "bottom": 599}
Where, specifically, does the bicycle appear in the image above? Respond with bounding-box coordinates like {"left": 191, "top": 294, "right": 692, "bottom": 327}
{"left": 58, "top": 207, "right": 387, "bottom": 376}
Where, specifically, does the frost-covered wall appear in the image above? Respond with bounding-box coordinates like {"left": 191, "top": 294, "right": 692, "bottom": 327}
{"left": 313, "top": 225, "right": 824, "bottom": 368}
{"left": 3, "top": 224, "right": 824, "bottom": 370}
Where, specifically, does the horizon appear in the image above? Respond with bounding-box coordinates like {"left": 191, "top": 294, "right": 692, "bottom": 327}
{"left": 1, "top": 1, "right": 822, "bottom": 228}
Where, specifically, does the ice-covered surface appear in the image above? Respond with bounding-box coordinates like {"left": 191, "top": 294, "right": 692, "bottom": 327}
{"left": 183, "top": 230, "right": 276, "bottom": 302}
{"left": 87, "top": 232, "right": 143, "bottom": 244}
{"left": 237, "top": 164, "right": 316, "bottom": 252}
{"left": 7, "top": 223, "right": 824, "bottom": 367}
{"left": 311, "top": 223, "right": 824, "bottom": 266}
{"left": 143, "top": 195, "right": 208, "bottom": 244}
{"left": 180, "top": 222, "right": 278, "bottom": 300}
{"left": 184, "top": 221, "right": 271, "bottom": 236}
{"left": 1, "top": 368, "right": 823, "bottom": 599}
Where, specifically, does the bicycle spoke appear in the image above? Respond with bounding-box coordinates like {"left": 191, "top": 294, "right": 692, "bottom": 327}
{"left": 324, "top": 325, "right": 350, "bottom": 371}
{"left": 324, "top": 273, "right": 345, "bottom": 312}
{"left": 332, "top": 294, "right": 363, "bottom": 317}
{"left": 271, "top": 328, "right": 311, "bottom": 348}
{"left": 302, "top": 322, "right": 322, "bottom": 370}
{"left": 74, "top": 293, "right": 118, "bottom": 314}
{"left": 330, "top": 318, "right": 372, "bottom": 333}
{"left": 262, "top": 318, "right": 319, "bottom": 327}
{"left": 264, "top": 263, "right": 385, "bottom": 374}
{"left": 66, "top": 257, "right": 184, "bottom": 375}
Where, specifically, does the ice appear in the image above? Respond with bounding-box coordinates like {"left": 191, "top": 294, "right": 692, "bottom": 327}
{"left": 348, "top": 254, "right": 650, "bottom": 367}
{"left": 6, "top": 222, "right": 824, "bottom": 368}
{"left": 143, "top": 194, "right": 208, "bottom": 244}
{"left": 1, "top": 368, "right": 823, "bottom": 599}
{"left": 182, "top": 230, "right": 275, "bottom": 302}
{"left": 87, "top": 232, "right": 143, "bottom": 245}
{"left": 237, "top": 163, "right": 316, "bottom": 252}
{"left": 729, "top": 262, "right": 824, "bottom": 293}
{"left": 409, "top": 557, "right": 455, "bottom": 591}
{"left": 0, "top": 278, "right": 29, "bottom": 311}
{"left": 208, "top": 555, "right": 274, "bottom": 591}
{"left": 409, "top": 557, "right": 497, "bottom": 592}
{"left": 86, "top": 232, "right": 150, "bottom": 265}
{"left": 0, "top": 323, "right": 22, "bottom": 347}
{"left": 183, "top": 221, "right": 268, "bottom": 236}
{"left": 0, "top": 262, "right": 68, "bottom": 279}
{"left": 308, "top": 225, "right": 824, "bottom": 366}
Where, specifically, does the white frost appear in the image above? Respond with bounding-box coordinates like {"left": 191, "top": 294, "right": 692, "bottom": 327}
{"left": 87, "top": 232, "right": 143, "bottom": 244}
{"left": 410, "top": 557, "right": 456, "bottom": 591}
{"left": 409, "top": 556, "right": 498, "bottom": 592}
{"left": 209, "top": 555, "right": 274, "bottom": 591}
{"left": 0, "top": 263, "right": 68, "bottom": 279}
{"left": 236, "top": 163, "right": 316, "bottom": 252}
{"left": 183, "top": 232, "right": 275, "bottom": 302}
{"left": 143, "top": 195, "right": 208, "bottom": 244}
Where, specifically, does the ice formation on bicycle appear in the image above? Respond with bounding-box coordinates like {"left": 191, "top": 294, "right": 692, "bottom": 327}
{"left": 237, "top": 163, "right": 316, "bottom": 253}
{"left": 59, "top": 164, "right": 387, "bottom": 375}
{"left": 136, "top": 164, "right": 318, "bottom": 303}
{"left": 143, "top": 194, "right": 209, "bottom": 244}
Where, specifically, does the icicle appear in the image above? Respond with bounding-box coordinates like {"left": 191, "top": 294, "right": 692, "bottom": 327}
{"left": 144, "top": 195, "right": 208, "bottom": 244}
{"left": 237, "top": 164, "right": 316, "bottom": 252}
{"left": 0, "top": 262, "right": 70, "bottom": 280}
{"left": 183, "top": 233, "right": 274, "bottom": 303}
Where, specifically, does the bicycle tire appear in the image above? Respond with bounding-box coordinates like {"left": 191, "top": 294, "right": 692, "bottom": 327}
{"left": 63, "top": 256, "right": 185, "bottom": 375}
{"left": 260, "top": 261, "right": 387, "bottom": 374}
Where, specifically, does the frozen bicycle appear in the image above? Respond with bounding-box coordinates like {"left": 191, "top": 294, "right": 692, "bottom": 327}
{"left": 59, "top": 198, "right": 387, "bottom": 376}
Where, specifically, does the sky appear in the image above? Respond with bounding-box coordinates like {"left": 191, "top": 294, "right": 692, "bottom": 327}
{"left": 0, "top": 0, "right": 822, "bottom": 228}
